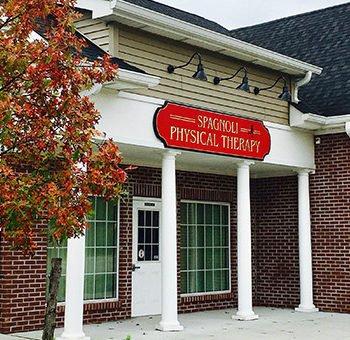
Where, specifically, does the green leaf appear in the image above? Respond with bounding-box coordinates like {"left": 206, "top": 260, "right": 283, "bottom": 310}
{"left": 73, "top": 149, "right": 80, "bottom": 162}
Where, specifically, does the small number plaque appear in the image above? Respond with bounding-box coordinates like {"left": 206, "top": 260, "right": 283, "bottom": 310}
{"left": 138, "top": 249, "right": 145, "bottom": 259}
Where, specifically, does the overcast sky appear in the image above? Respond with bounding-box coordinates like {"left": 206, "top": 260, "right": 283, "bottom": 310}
{"left": 156, "top": 0, "right": 349, "bottom": 29}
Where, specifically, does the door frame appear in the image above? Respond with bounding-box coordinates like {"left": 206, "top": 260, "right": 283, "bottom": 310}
{"left": 131, "top": 196, "right": 162, "bottom": 317}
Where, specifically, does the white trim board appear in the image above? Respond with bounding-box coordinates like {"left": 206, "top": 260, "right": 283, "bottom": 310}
{"left": 77, "top": 0, "right": 322, "bottom": 77}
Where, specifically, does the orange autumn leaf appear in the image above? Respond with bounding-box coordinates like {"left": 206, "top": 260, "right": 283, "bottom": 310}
{"left": 0, "top": 0, "right": 128, "bottom": 255}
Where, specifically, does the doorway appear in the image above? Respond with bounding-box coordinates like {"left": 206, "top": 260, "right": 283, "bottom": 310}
{"left": 131, "top": 198, "right": 162, "bottom": 317}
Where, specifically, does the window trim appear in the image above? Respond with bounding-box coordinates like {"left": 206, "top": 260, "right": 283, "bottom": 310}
{"left": 179, "top": 199, "right": 231, "bottom": 298}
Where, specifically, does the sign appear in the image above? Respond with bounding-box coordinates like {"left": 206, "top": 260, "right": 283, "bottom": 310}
{"left": 154, "top": 102, "right": 271, "bottom": 160}
{"left": 138, "top": 249, "right": 145, "bottom": 260}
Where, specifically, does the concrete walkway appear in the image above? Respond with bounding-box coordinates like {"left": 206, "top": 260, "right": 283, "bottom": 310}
{"left": 3, "top": 307, "right": 350, "bottom": 340}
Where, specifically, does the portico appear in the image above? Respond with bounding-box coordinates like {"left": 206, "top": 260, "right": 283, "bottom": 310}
{"left": 55, "top": 90, "right": 319, "bottom": 338}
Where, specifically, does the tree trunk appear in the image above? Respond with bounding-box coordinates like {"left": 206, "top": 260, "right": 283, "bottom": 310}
{"left": 42, "top": 257, "right": 62, "bottom": 340}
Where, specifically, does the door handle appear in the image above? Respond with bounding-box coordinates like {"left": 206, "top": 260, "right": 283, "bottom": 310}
{"left": 132, "top": 264, "right": 141, "bottom": 272}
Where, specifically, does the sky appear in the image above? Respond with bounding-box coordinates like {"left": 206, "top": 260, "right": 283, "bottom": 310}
{"left": 155, "top": 0, "right": 349, "bottom": 29}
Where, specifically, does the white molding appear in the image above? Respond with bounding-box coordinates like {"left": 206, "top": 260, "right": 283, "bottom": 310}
{"left": 81, "top": 83, "right": 103, "bottom": 97}
{"left": 118, "top": 69, "right": 161, "bottom": 87}
{"left": 78, "top": 0, "right": 322, "bottom": 77}
{"left": 290, "top": 105, "right": 350, "bottom": 135}
{"left": 117, "top": 91, "right": 165, "bottom": 105}
{"left": 346, "top": 122, "right": 350, "bottom": 138}
{"left": 264, "top": 121, "right": 293, "bottom": 132}
{"left": 104, "top": 69, "right": 161, "bottom": 90}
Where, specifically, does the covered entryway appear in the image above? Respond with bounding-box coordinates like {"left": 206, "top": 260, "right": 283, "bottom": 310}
{"left": 57, "top": 92, "right": 320, "bottom": 337}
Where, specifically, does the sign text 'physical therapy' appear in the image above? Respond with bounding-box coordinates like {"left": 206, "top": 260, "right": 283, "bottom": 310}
{"left": 154, "top": 102, "right": 271, "bottom": 160}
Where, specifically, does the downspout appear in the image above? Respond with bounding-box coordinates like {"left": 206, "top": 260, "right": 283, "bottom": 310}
{"left": 292, "top": 71, "right": 313, "bottom": 103}
{"left": 346, "top": 121, "right": 350, "bottom": 138}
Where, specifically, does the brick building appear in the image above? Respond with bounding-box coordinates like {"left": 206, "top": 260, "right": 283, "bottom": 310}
{"left": 0, "top": 1, "right": 349, "bottom": 338}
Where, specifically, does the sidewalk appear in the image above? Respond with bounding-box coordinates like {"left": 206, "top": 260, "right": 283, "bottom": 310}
{"left": 4, "top": 307, "right": 350, "bottom": 340}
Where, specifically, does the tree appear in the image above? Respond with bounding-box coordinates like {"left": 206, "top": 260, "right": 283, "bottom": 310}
{"left": 0, "top": 1, "right": 127, "bottom": 338}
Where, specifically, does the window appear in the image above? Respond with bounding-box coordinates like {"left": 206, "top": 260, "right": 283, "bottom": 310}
{"left": 47, "top": 197, "right": 119, "bottom": 302}
{"left": 180, "top": 201, "right": 230, "bottom": 295}
{"left": 47, "top": 239, "right": 67, "bottom": 302}
{"left": 137, "top": 210, "right": 160, "bottom": 261}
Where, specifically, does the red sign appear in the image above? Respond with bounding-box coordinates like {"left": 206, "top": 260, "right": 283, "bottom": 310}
{"left": 154, "top": 102, "right": 271, "bottom": 160}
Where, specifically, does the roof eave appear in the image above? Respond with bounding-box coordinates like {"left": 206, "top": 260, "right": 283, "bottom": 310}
{"left": 105, "top": 69, "right": 161, "bottom": 90}
{"left": 290, "top": 105, "right": 350, "bottom": 135}
{"left": 77, "top": 0, "right": 322, "bottom": 77}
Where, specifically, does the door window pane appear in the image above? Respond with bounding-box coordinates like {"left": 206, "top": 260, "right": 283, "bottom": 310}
{"left": 153, "top": 211, "right": 159, "bottom": 227}
{"left": 180, "top": 202, "right": 230, "bottom": 295}
{"left": 137, "top": 209, "right": 160, "bottom": 262}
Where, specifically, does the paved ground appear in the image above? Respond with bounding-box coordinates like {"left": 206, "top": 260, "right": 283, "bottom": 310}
{"left": 2, "top": 307, "right": 350, "bottom": 340}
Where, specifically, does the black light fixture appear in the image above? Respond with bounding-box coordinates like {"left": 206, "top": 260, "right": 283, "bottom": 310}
{"left": 213, "top": 66, "right": 250, "bottom": 93}
{"left": 253, "top": 75, "right": 291, "bottom": 102}
{"left": 167, "top": 52, "right": 208, "bottom": 81}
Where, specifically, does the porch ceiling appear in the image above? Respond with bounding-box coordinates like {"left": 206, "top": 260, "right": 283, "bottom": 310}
{"left": 119, "top": 143, "right": 298, "bottom": 178}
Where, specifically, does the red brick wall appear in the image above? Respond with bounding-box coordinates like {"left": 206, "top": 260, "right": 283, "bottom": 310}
{"left": 0, "top": 167, "right": 239, "bottom": 333}
{"left": 1, "top": 132, "right": 349, "bottom": 333}
{"left": 0, "top": 224, "right": 48, "bottom": 333}
{"left": 251, "top": 176, "right": 300, "bottom": 308}
{"left": 310, "top": 133, "right": 350, "bottom": 313}
{"left": 251, "top": 133, "right": 350, "bottom": 313}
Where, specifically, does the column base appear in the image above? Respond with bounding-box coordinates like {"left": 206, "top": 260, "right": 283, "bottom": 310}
{"left": 157, "top": 321, "right": 184, "bottom": 332}
{"left": 295, "top": 306, "right": 319, "bottom": 313}
{"left": 57, "top": 333, "right": 90, "bottom": 340}
{"left": 233, "top": 312, "right": 259, "bottom": 321}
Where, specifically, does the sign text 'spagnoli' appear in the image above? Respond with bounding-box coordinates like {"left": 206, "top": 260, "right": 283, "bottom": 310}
{"left": 154, "top": 102, "right": 271, "bottom": 160}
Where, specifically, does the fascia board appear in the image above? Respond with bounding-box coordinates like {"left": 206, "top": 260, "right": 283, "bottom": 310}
{"left": 104, "top": 69, "right": 161, "bottom": 90}
{"left": 110, "top": 0, "right": 322, "bottom": 76}
{"left": 291, "top": 106, "right": 350, "bottom": 133}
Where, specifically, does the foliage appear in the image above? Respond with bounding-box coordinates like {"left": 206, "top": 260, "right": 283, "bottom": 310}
{"left": 0, "top": 0, "right": 127, "bottom": 255}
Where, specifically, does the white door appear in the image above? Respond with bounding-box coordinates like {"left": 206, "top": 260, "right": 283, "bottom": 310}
{"left": 132, "top": 198, "right": 162, "bottom": 317}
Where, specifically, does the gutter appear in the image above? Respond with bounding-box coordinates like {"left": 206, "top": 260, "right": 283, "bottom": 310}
{"left": 292, "top": 71, "right": 312, "bottom": 103}
{"left": 81, "top": 69, "right": 161, "bottom": 95}
{"left": 77, "top": 0, "right": 323, "bottom": 77}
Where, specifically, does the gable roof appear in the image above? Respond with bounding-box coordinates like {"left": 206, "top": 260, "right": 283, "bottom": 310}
{"left": 122, "top": 0, "right": 230, "bottom": 35}
{"left": 231, "top": 3, "right": 350, "bottom": 117}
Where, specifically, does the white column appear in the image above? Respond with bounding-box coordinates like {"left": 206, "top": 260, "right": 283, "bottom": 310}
{"left": 158, "top": 150, "right": 183, "bottom": 332}
{"left": 57, "top": 236, "right": 89, "bottom": 340}
{"left": 233, "top": 161, "right": 258, "bottom": 321}
{"left": 295, "top": 170, "right": 318, "bottom": 313}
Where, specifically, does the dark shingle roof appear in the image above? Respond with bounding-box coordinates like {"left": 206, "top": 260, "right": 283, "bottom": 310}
{"left": 123, "top": 0, "right": 230, "bottom": 35}
{"left": 231, "top": 3, "right": 350, "bottom": 117}
{"left": 35, "top": 18, "right": 146, "bottom": 74}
